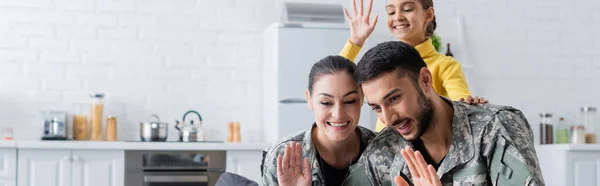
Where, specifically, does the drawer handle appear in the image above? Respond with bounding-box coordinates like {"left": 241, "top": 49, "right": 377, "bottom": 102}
{"left": 144, "top": 175, "right": 208, "bottom": 183}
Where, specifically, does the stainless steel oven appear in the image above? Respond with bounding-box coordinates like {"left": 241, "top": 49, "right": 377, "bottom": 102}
{"left": 125, "top": 150, "right": 226, "bottom": 186}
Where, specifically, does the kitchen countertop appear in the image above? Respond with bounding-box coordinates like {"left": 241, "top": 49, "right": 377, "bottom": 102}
{"left": 0, "top": 140, "right": 271, "bottom": 150}
{"left": 0, "top": 140, "right": 16, "bottom": 148}
{"left": 536, "top": 144, "right": 600, "bottom": 151}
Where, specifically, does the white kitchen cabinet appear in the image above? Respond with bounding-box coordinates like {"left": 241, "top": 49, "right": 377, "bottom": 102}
{"left": 71, "top": 150, "right": 124, "bottom": 186}
{"left": 17, "top": 150, "right": 71, "bottom": 186}
{"left": 0, "top": 149, "right": 16, "bottom": 179}
{"left": 17, "top": 149, "right": 124, "bottom": 186}
{"left": 536, "top": 144, "right": 600, "bottom": 186}
{"left": 226, "top": 150, "right": 264, "bottom": 183}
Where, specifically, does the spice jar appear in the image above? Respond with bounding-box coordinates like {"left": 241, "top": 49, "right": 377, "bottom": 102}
{"left": 554, "top": 117, "right": 570, "bottom": 144}
{"left": 571, "top": 125, "right": 586, "bottom": 144}
{"left": 89, "top": 93, "right": 105, "bottom": 141}
{"left": 581, "top": 106, "right": 597, "bottom": 144}
{"left": 73, "top": 114, "right": 88, "bottom": 140}
{"left": 539, "top": 113, "right": 553, "bottom": 144}
{"left": 106, "top": 116, "right": 117, "bottom": 141}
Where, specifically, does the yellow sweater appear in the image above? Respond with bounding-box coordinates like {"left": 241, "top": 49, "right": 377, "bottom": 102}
{"left": 339, "top": 38, "right": 471, "bottom": 132}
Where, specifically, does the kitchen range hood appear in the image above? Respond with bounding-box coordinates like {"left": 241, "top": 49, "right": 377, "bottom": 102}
{"left": 280, "top": 1, "right": 346, "bottom": 28}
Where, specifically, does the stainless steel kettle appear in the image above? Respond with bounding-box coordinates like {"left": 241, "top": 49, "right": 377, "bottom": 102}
{"left": 175, "top": 110, "right": 204, "bottom": 142}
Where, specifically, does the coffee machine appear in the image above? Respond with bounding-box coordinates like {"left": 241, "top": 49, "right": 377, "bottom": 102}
{"left": 42, "top": 111, "right": 68, "bottom": 140}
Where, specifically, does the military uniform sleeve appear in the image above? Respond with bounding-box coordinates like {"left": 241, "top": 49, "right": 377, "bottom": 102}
{"left": 483, "top": 109, "right": 545, "bottom": 186}
{"left": 261, "top": 144, "right": 285, "bottom": 186}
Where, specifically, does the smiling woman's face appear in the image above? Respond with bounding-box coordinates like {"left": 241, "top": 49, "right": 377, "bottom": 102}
{"left": 306, "top": 72, "right": 362, "bottom": 142}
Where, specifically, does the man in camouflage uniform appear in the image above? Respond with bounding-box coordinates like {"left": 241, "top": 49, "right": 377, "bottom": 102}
{"left": 261, "top": 124, "right": 376, "bottom": 186}
{"left": 344, "top": 41, "right": 545, "bottom": 186}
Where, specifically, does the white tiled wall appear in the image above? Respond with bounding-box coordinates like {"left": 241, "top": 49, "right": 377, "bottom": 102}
{"left": 430, "top": 0, "right": 600, "bottom": 145}
{"left": 0, "top": 0, "right": 278, "bottom": 141}
{"left": 0, "top": 0, "right": 599, "bottom": 143}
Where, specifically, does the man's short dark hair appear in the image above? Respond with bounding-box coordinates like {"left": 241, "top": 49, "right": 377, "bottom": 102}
{"left": 355, "top": 41, "right": 427, "bottom": 84}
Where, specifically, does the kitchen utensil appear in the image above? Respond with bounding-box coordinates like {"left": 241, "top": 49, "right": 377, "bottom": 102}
{"left": 41, "top": 111, "right": 68, "bottom": 140}
{"left": 175, "top": 110, "right": 204, "bottom": 142}
{"left": 140, "top": 114, "right": 168, "bottom": 142}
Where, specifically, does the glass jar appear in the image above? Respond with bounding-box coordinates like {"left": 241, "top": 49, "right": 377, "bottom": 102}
{"left": 90, "top": 93, "right": 105, "bottom": 141}
{"left": 539, "top": 113, "right": 553, "bottom": 144}
{"left": 106, "top": 116, "right": 117, "bottom": 141}
{"left": 571, "top": 125, "right": 586, "bottom": 144}
{"left": 554, "top": 117, "right": 570, "bottom": 144}
{"left": 581, "top": 107, "right": 597, "bottom": 144}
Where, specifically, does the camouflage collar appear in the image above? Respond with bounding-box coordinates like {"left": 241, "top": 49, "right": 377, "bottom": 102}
{"left": 436, "top": 97, "right": 475, "bottom": 176}
{"left": 398, "top": 96, "right": 475, "bottom": 179}
{"left": 301, "top": 123, "right": 324, "bottom": 184}
{"left": 305, "top": 123, "right": 376, "bottom": 185}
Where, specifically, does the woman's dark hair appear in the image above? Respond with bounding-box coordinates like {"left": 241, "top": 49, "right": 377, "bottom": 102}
{"left": 308, "top": 55, "right": 357, "bottom": 94}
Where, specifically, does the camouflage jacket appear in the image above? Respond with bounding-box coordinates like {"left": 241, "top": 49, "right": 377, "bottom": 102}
{"left": 260, "top": 124, "right": 376, "bottom": 186}
{"left": 345, "top": 97, "right": 545, "bottom": 186}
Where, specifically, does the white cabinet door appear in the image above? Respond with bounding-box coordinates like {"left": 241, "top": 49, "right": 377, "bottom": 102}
{"left": 0, "top": 179, "right": 15, "bottom": 186}
{"left": 568, "top": 152, "right": 600, "bottom": 186}
{"left": 17, "top": 149, "right": 71, "bottom": 186}
{"left": 0, "top": 149, "right": 16, "bottom": 178}
{"left": 71, "top": 150, "right": 124, "bottom": 186}
{"left": 226, "top": 150, "right": 264, "bottom": 183}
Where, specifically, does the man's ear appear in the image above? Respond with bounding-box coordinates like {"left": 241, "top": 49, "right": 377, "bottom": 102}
{"left": 419, "top": 68, "right": 433, "bottom": 93}
{"left": 306, "top": 90, "right": 314, "bottom": 110}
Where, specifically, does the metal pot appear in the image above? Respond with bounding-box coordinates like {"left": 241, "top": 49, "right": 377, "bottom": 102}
{"left": 139, "top": 114, "right": 168, "bottom": 141}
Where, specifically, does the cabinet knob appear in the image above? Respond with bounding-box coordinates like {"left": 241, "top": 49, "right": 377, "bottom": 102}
{"left": 72, "top": 156, "right": 80, "bottom": 161}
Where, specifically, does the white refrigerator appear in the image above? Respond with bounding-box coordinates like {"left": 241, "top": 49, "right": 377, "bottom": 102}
{"left": 262, "top": 22, "right": 377, "bottom": 142}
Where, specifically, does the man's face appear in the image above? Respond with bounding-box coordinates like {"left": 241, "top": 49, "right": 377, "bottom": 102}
{"left": 362, "top": 70, "right": 433, "bottom": 141}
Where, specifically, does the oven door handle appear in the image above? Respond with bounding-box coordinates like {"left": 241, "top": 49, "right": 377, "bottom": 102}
{"left": 144, "top": 175, "right": 209, "bottom": 182}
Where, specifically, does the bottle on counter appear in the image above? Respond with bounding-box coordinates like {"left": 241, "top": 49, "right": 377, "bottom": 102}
{"left": 106, "top": 116, "right": 117, "bottom": 141}
{"left": 539, "top": 113, "right": 553, "bottom": 144}
{"left": 581, "top": 106, "right": 597, "bottom": 144}
{"left": 227, "top": 122, "right": 233, "bottom": 142}
{"left": 89, "top": 93, "right": 105, "bottom": 141}
{"left": 554, "top": 117, "right": 570, "bottom": 144}
{"left": 571, "top": 125, "right": 586, "bottom": 144}
{"left": 73, "top": 114, "right": 88, "bottom": 140}
{"left": 232, "top": 121, "right": 241, "bottom": 142}
{"left": 445, "top": 43, "right": 454, "bottom": 57}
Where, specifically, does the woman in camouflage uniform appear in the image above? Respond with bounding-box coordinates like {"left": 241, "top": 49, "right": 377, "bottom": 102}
{"left": 260, "top": 55, "right": 376, "bottom": 186}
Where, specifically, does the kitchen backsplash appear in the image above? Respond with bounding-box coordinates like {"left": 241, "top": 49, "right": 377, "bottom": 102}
{"left": 1, "top": 0, "right": 600, "bottom": 144}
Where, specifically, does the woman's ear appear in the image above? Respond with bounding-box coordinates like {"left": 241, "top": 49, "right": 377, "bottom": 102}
{"left": 306, "top": 90, "right": 314, "bottom": 110}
